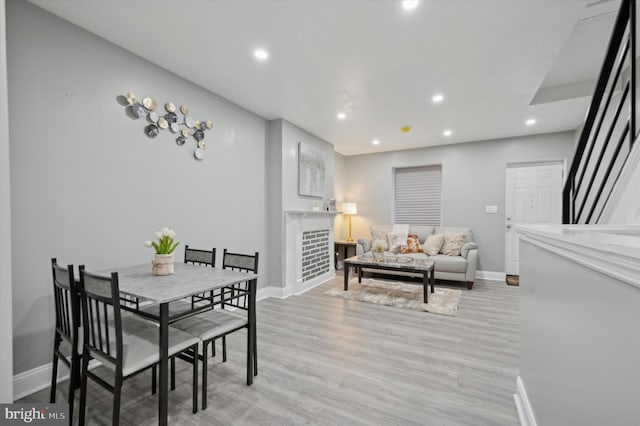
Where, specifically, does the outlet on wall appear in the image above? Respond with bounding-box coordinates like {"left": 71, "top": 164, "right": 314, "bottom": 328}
{"left": 485, "top": 205, "right": 498, "bottom": 213}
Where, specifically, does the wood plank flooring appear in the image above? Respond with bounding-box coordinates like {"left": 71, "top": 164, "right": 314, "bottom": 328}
{"left": 21, "top": 275, "right": 520, "bottom": 425}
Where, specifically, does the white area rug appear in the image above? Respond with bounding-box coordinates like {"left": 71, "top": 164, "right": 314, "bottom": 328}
{"left": 324, "top": 278, "right": 462, "bottom": 316}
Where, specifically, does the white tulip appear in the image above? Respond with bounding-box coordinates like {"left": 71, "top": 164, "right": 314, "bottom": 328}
{"left": 145, "top": 241, "right": 152, "bottom": 247}
{"left": 161, "top": 227, "right": 170, "bottom": 237}
{"left": 168, "top": 230, "right": 176, "bottom": 239}
{"left": 155, "top": 231, "right": 162, "bottom": 239}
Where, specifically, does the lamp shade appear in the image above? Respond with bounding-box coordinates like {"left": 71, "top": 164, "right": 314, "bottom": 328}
{"left": 342, "top": 202, "right": 357, "bottom": 215}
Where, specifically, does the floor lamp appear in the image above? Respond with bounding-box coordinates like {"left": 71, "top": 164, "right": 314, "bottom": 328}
{"left": 342, "top": 202, "right": 358, "bottom": 242}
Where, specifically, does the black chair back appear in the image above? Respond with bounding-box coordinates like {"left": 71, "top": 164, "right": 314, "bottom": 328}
{"left": 222, "top": 249, "right": 259, "bottom": 273}
{"left": 221, "top": 250, "right": 259, "bottom": 311}
{"left": 78, "top": 266, "right": 123, "bottom": 369}
{"left": 185, "top": 245, "right": 216, "bottom": 267}
{"left": 51, "top": 258, "right": 80, "bottom": 346}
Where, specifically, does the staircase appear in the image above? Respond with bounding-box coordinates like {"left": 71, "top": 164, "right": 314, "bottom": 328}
{"left": 563, "top": 0, "right": 638, "bottom": 224}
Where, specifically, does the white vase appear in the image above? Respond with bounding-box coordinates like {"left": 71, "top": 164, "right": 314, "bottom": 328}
{"left": 152, "top": 253, "right": 174, "bottom": 276}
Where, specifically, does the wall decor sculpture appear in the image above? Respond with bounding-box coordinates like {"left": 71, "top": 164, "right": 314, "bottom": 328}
{"left": 298, "top": 142, "right": 325, "bottom": 197}
{"left": 122, "top": 92, "right": 212, "bottom": 161}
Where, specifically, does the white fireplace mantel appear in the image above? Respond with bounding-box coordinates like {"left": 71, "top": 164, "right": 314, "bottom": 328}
{"left": 283, "top": 210, "right": 337, "bottom": 297}
{"left": 285, "top": 210, "right": 341, "bottom": 216}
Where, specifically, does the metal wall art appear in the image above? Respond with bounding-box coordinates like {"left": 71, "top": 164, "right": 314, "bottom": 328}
{"left": 123, "top": 92, "right": 212, "bottom": 161}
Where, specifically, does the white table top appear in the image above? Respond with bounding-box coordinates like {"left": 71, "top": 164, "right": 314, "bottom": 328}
{"left": 100, "top": 262, "right": 258, "bottom": 304}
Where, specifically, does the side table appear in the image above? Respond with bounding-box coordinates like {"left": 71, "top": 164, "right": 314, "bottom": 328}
{"left": 334, "top": 241, "right": 357, "bottom": 270}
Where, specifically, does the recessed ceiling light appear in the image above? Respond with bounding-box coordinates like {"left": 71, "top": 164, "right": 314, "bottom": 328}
{"left": 402, "top": 0, "right": 419, "bottom": 11}
{"left": 254, "top": 49, "right": 269, "bottom": 60}
{"left": 432, "top": 94, "right": 444, "bottom": 103}
{"left": 337, "top": 113, "right": 346, "bottom": 120}
{"left": 443, "top": 130, "right": 452, "bottom": 137}
{"left": 526, "top": 118, "right": 536, "bottom": 126}
{"left": 372, "top": 139, "right": 380, "bottom": 145}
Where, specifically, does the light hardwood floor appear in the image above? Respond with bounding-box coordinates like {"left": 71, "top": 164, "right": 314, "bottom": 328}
{"left": 22, "top": 275, "right": 520, "bottom": 425}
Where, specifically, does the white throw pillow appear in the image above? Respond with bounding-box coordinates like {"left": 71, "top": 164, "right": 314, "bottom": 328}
{"left": 387, "top": 232, "right": 407, "bottom": 254}
{"left": 423, "top": 233, "right": 444, "bottom": 256}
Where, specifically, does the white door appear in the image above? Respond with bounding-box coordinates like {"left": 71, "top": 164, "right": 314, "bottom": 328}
{"left": 505, "top": 163, "right": 563, "bottom": 275}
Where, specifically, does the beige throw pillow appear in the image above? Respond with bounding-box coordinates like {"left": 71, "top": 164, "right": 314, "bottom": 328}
{"left": 441, "top": 232, "right": 466, "bottom": 256}
{"left": 423, "top": 233, "right": 444, "bottom": 256}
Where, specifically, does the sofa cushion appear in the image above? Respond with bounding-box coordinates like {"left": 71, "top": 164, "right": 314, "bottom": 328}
{"left": 429, "top": 254, "right": 468, "bottom": 273}
{"left": 441, "top": 232, "right": 466, "bottom": 256}
{"left": 387, "top": 232, "right": 408, "bottom": 254}
{"left": 435, "top": 227, "right": 474, "bottom": 243}
{"left": 408, "top": 226, "right": 435, "bottom": 244}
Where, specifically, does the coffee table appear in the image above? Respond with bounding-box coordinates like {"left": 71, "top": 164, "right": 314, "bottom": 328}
{"left": 343, "top": 255, "right": 435, "bottom": 303}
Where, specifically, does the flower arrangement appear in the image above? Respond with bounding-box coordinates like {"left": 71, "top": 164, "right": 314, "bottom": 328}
{"left": 372, "top": 239, "right": 387, "bottom": 253}
{"left": 145, "top": 227, "right": 180, "bottom": 255}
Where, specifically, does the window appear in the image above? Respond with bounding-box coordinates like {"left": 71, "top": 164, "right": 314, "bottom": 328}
{"left": 393, "top": 165, "right": 442, "bottom": 225}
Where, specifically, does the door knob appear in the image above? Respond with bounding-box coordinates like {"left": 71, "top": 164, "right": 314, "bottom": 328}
{"left": 506, "top": 225, "right": 512, "bottom": 229}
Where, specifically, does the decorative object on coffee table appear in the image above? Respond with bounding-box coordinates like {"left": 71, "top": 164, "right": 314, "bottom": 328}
{"left": 371, "top": 239, "right": 385, "bottom": 261}
{"left": 342, "top": 202, "right": 357, "bottom": 242}
{"left": 145, "top": 227, "right": 180, "bottom": 276}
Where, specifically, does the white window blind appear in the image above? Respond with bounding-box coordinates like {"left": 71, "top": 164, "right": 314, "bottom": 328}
{"left": 394, "top": 165, "right": 442, "bottom": 225}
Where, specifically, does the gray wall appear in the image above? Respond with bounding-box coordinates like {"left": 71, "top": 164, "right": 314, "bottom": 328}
{"left": 0, "top": 0, "right": 14, "bottom": 402}
{"left": 342, "top": 132, "right": 574, "bottom": 272}
{"left": 519, "top": 239, "right": 640, "bottom": 425}
{"left": 7, "top": 0, "right": 267, "bottom": 374}
{"left": 265, "top": 119, "right": 336, "bottom": 288}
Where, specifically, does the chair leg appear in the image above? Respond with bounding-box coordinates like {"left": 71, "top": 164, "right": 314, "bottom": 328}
{"left": 246, "top": 326, "right": 252, "bottom": 386}
{"left": 151, "top": 366, "right": 157, "bottom": 395}
{"left": 50, "top": 336, "right": 60, "bottom": 403}
{"left": 112, "top": 372, "right": 122, "bottom": 426}
{"left": 254, "top": 328, "right": 258, "bottom": 377}
{"left": 171, "top": 357, "right": 176, "bottom": 391}
{"left": 79, "top": 353, "right": 89, "bottom": 426}
{"left": 467, "top": 281, "right": 474, "bottom": 290}
{"left": 67, "top": 352, "right": 80, "bottom": 426}
{"left": 192, "top": 345, "right": 198, "bottom": 414}
{"left": 222, "top": 336, "right": 227, "bottom": 362}
{"left": 202, "top": 342, "right": 208, "bottom": 411}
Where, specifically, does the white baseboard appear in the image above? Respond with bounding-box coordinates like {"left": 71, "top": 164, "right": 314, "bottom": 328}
{"left": 258, "top": 272, "right": 334, "bottom": 300}
{"left": 514, "top": 376, "right": 537, "bottom": 426}
{"left": 13, "top": 359, "right": 100, "bottom": 401}
{"left": 475, "top": 270, "right": 506, "bottom": 281}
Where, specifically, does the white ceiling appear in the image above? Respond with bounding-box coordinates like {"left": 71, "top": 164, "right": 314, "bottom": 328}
{"left": 29, "top": 0, "right": 615, "bottom": 155}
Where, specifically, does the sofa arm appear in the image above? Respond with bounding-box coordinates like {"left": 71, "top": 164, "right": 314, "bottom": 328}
{"left": 357, "top": 238, "right": 371, "bottom": 254}
{"left": 465, "top": 249, "right": 478, "bottom": 283}
{"left": 461, "top": 242, "right": 478, "bottom": 258}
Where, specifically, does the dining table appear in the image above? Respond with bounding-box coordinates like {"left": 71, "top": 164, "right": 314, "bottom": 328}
{"left": 102, "top": 262, "right": 259, "bottom": 426}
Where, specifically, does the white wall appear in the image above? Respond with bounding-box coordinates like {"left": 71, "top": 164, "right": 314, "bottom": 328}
{"left": 281, "top": 120, "right": 336, "bottom": 210}
{"left": 333, "top": 152, "right": 347, "bottom": 241}
{"left": 0, "top": 0, "right": 15, "bottom": 402}
{"left": 343, "top": 132, "right": 574, "bottom": 272}
{"left": 518, "top": 232, "right": 640, "bottom": 425}
{"left": 7, "top": 0, "right": 267, "bottom": 375}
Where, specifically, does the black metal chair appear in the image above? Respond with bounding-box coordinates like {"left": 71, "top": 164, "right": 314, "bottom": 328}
{"left": 49, "top": 258, "right": 81, "bottom": 426}
{"left": 78, "top": 266, "right": 201, "bottom": 425}
{"left": 172, "top": 249, "right": 258, "bottom": 410}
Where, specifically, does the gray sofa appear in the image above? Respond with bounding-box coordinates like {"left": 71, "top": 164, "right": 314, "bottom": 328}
{"left": 356, "top": 225, "right": 478, "bottom": 289}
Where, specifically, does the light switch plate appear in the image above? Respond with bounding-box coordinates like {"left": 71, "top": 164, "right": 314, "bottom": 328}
{"left": 485, "top": 205, "right": 498, "bottom": 213}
